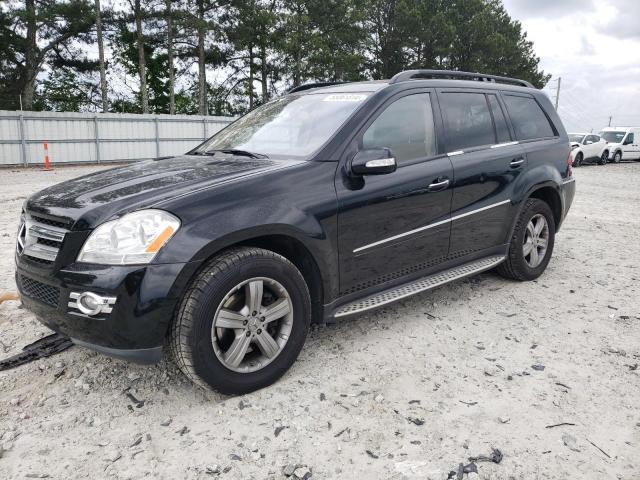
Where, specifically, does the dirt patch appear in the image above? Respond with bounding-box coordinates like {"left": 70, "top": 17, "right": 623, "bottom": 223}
{"left": 0, "top": 162, "right": 639, "bottom": 479}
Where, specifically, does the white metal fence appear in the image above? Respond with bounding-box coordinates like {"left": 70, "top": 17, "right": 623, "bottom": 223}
{"left": 0, "top": 110, "right": 235, "bottom": 167}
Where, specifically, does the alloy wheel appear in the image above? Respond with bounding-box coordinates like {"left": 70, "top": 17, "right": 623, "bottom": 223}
{"left": 523, "top": 214, "right": 549, "bottom": 268}
{"left": 211, "top": 277, "right": 293, "bottom": 373}
{"left": 601, "top": 152, "right": 608, "bottom": 165}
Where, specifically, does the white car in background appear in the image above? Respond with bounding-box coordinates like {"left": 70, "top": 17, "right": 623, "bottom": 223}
{"left": 568, "top": 133, "right": 608, "bottom": 166}
{"left": 600, "top": 127, "right": 640, "bottom": 163}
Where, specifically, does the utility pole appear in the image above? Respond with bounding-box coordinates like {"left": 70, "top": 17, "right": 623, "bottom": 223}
{"left": 608, "top": 116, "right": 612, "bottom": 127}
{"left": 554, "top": 77, "right": 561, "bottom": 110}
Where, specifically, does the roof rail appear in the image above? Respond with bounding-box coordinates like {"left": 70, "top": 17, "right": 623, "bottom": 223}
{"left": 389, "top": 69, "right": 534, "bottom": 88}
{"left": 288, "top": 82, "right": 347, "bottom": 94}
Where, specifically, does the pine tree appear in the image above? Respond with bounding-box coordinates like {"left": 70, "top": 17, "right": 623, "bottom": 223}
{"left": 0, "top": 0, "right": 95, "bottom": 110}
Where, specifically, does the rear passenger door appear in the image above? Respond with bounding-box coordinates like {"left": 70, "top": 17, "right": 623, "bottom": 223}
{"left": 438, "top": 89, "right": 525, "bottom": 256}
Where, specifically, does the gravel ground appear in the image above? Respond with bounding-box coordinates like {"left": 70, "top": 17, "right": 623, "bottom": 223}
{"left": 0, "top": 162, "right": 639, "bottom": 480}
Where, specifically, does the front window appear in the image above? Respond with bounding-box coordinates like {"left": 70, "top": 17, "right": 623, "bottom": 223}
{"left": 568, "top": 134, "right": 585, "bottom": 143}
{"left": 600, "top": 131, "right": 626, "bottom": 143}
{"left": 194, "top": 92, "right": 370, "bottom": 159}
{"left": 362, "top": 93, "right": 436, "bottom": 164}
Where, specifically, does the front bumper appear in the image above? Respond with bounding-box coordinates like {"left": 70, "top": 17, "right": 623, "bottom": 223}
{"left": 15, "top": 258, "right": 198, "bottom": 364}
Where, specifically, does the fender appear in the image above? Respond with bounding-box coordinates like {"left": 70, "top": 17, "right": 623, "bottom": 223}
{"left": 154, "top": 160, "right": 341, "bottom": 304}
{"left": 507, "top": 164, "right": 564, "bottom": 239}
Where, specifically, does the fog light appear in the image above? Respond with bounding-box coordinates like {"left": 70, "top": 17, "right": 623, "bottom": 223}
{"left": 68, "top": 292, "right": 116, "bottom": 317}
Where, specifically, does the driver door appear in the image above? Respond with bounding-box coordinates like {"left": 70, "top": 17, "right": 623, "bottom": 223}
{"left": 335, "top": 91, "right": 453, "bottom": 296}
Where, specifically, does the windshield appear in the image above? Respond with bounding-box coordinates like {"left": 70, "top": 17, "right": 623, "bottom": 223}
{"left": 568, "top": 134, "right": 585, "bottom": 143}
{"left": 600, "top": 131, "right": 625, "bottom": 143}
{"left": 194, "top": 92, "right": 370, "bottom": 159}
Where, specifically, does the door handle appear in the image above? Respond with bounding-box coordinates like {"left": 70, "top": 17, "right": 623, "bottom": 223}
{"left": 510, "top": 157, "right": 525, "bottom": 168}
{"left": 427, "top": 178, "right": 450, "bottom": 192}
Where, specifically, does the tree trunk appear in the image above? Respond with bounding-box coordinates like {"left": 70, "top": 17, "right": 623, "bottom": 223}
{"left": 134, "top": 0, "right": 149, "bottom": 113}
{"left": 165, "top": 0, "right": 175, "bottom": 114}
{"left": 248, "top": 44, "right": 254, "bottom": 110}
{"left": 197, "top": 0, "right": 207, "bottom": 115}
{"left": 95, "top": 0, "right": 108, "bottom": 112}
{"left": 22, "top": 0, "right": 38, "bottom": 111}
{"left": 260, "top": 42, "right": 268, "bottom": 103}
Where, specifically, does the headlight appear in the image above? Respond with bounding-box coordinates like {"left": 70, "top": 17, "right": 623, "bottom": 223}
{"left": 77, "top": 209, "right": 180, "bottom": 265}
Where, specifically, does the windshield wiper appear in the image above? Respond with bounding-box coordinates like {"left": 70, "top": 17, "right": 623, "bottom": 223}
{"left": 207, "top": 149, "right": 269, "bottom": 159}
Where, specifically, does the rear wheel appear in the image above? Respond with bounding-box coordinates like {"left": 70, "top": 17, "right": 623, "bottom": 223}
{"left": 599, "top": 151, "right": 609, "bottom": 165}
{"left": 572, "top": 152, "right": 583, "bottom": 167}
{"left": 613, "top": 151, "right": 622, "bottom": 163}
{"left": 497, "top": 198, "right": 556, "bottom": 281}
{"left": 170, "top": 247, "right": 311, "bottom": 394}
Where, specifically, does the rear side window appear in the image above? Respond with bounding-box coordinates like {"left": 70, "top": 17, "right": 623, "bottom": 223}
{"left": 362, "top": 93, "right": 436, "bottom": 164}
{"left": 487, "top": 94, "right": 511, "bottom": 143}
{"left": 440, "top": 92, "right": 495, "bottom": 151}
{"left": 503, "top": 95, "right": 555, "bottom": 140}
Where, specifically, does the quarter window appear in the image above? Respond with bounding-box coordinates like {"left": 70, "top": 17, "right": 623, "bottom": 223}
{"left": 503, "top": 95, "right": 555, "bottom": 140}
{"left": 440, "top": 92, "right": 496, "bottom": 151}
{"left": 362, "top": 94, "right": 436, "bottom": 163}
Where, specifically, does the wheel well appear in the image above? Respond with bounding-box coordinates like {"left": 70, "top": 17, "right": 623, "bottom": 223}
{"left": 237, "top": 235, "right": 325, "bottom": 323}
{"left": 529, "top": 187, "right": 562, "bottom": 227}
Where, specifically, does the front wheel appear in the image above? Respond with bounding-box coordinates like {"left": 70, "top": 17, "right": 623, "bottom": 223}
{"left": 170, "top": 247, "right": 311, "bottom": 394}
{"left": 572, "top": 152, "right": 583, "bottom": 167}
{"left": 497, "top": 198, "right": 556, "bottom": 281}
{"left": 613, "top": 151, "right": 622, "bottom": 163}
{"left": 599, "top": 151, "right": 609, "bottom": 165}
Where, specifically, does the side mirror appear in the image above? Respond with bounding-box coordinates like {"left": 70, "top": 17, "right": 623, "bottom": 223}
{"left": 350, "top": 148, "right": 397, "bottom": 175}
{"left": 624, "top": 138, "right": 633, "bottom": 145}
{"left": 585, "top": 140, "right": 593, "bottom": 145}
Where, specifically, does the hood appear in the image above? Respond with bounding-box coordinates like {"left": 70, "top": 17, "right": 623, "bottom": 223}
{"left": 25, "top": 155, "right": 299, "bottom": 230}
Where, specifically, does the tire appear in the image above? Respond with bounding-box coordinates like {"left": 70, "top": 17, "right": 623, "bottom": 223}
{"left": 599, "top": 151, "right": 609, "bottom": 165}
{"left": 170, "top": 247, "right": 311, "bottom": 394}
{"left": 497, "top": 198, "right": 556, "bottom": 281}
{"left": 613, "top": 151, "right": 622, "bottom": 163}
{"left": 572, "top": 152, "right": 583, "bottom": 167}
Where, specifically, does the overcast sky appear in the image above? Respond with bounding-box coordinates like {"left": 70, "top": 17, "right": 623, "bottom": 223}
{"left": 502, "top": 0, "right": 640, "bottom": 133}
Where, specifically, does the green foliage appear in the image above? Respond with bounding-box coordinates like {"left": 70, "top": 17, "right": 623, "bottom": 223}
{"left": 0, "top": 0, "right": 551, "bottom": 113}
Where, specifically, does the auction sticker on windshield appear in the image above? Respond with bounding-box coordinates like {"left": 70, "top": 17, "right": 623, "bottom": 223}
{"left": 323, "top": 94, "right": 368, "bottom": 102}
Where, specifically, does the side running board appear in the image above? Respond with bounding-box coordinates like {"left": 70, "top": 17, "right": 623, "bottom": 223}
{"left": 334, "top": 255, "right": 505, "bottom": 318}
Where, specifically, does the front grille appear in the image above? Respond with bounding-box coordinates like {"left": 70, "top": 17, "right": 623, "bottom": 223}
{"left": 18, "top": 275, "right": 60, "bottom": 307}
{"left": 23, "top": 255, "right": 54, "bottom": 266}
{"left": 17, "top": 213, "right": 70, "bottom": 264}
{"left": 29, "top": 214, "right": 71, "bottom": 229}
{"left": 36, "top": 237, "right": 62, "bottom": 248}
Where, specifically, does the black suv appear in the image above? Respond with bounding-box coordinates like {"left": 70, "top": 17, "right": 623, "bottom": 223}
{"left": 15, "top": 70, "right": 575, "bottom": 394}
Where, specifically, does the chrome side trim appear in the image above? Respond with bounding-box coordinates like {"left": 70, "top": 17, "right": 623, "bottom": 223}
{"left": 449, "top": 199, "right": 511, "bottom": 222}
{"left": 447, "top": 150, "right": 464, "bottom": 156}
{"left": 353, "top": 217, "right": 451, "bottom": 253}
{"left": 490, "top": 141, "right": 519, "bottom": 149}
{"left": 562, "top": 178, "right": 575, "bottom": 184}
{"left": 353, "top": 200, "right": 511, "bottom": 254}
{"left": 334, "top": 255, "right": 505, "bottom": 317}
